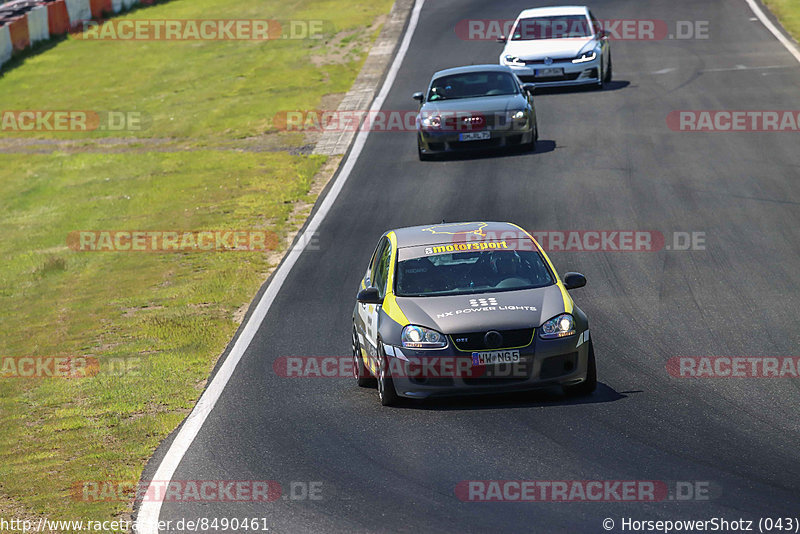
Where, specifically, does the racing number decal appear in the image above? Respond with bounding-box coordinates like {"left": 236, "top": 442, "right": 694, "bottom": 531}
{"left": 363, "top": 304, "right": 379, "bottom": 348}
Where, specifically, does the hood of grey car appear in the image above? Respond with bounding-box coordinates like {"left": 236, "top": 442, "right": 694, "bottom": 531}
{"left": 396, "top": 285, "right": 567, "bottom": 334}
{"left": 419, "top": 94, "right": 528, "bottom": 115}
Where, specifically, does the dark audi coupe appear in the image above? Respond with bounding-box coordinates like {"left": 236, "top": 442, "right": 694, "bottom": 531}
{"left": 413, "top": 65, "right": 538, "bottom": 160}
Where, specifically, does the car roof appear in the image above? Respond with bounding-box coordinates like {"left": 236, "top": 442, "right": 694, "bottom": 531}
{"left": 431, "top": 64, "right": 514, "bottom": 79}
{"left": 516, "top": 5, "right": 589, "bottom": 19}
{"left": 390, "top": 221, "right": 532, "bottom": 248}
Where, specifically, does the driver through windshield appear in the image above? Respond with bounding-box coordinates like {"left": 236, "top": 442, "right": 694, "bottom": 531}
{"left": 427, "top": 71, "right": 520, "bottom": 101}
{"left": 395, "top": 243, "right": 555, "bottom": 297}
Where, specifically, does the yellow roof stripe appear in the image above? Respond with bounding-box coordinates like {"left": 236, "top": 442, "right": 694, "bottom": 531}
{"left": 383, "top": 232, "right": 410, "bottom": 326}
{"left": 508, "top": 223, "right": 573, "bottom": 314}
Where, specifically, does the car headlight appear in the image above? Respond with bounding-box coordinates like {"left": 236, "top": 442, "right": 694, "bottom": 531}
{"left": 572, "top": 50, "right": 597, "bottom": 64}
{"left": 504, "top": 55, "right": 522, "bottom": 65}
{"left": 420, "top": 114, "right": 441, "bottom": 128}
{"left": 401, "top": 325, "right": 448, "bottom": 349}
{"left": 539, "top": 314, "right": 576, "bottom": 339}
{"left": 509, "top": 110, "right": 527, "bottom": 120}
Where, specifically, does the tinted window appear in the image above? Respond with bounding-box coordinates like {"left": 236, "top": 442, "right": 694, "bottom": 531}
{"left": 372, "top": 238, "right": 392, "bottom": 298}
{"left": 428, "top": 72, "right": 519, "bottom": 101}
{"left": 511, "top": 15, "right": 591, "bottom": 40}
{"left": 365, "top": 239, "right": 383, "bottom": 286}
{"left": 395, "top": 249, "right": 554, "bottom": 297}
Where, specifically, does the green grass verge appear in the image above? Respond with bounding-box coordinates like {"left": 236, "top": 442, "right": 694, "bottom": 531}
{"left": 0, "top": 150, "right": 324, "bottom": 520}
{"left": 0, "top": 0, "right": 393, "bottom": 524}
{"left": 1, "top": 0, "right": 386, "bottom": 140}
{"left": 763, "top": 0, "right": 800, "bottom": 42}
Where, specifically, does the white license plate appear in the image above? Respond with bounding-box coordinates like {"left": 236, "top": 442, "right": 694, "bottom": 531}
{"left": 458, "top": 130, "right": 490, "bottom": 141}
{"left": 535, "top": 68, "right": 563, "bottom": 77}
{"left": 472, "top": 350, "right": 520, "bottom": 366}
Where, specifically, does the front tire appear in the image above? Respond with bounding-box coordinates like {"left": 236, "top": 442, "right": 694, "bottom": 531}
{"left": 563, "top": 339, "right": 597, "bottom": 397}
{"left": 523, "top": 120, "right": 538, "bottom": 151}
{"left": 352, "top": 327, "right": 374, "bottom": 387}
{"left": 596, "top": 60, "right": 605, "bottom": 90}
{"left": 604, "top": 54, "right": 613, "bottom": 83}
{"left": 418, "top": 137, "right": 433, "bottom": 161}
{"left": 377, "top": 344, "right": 400, "bottom": 406}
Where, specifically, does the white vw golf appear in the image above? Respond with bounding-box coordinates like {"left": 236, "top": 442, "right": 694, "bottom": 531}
{"left": 498, "top": 6, "right": 612, "bottom": 89}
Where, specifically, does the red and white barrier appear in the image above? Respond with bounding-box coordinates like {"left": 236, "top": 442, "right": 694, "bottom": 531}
{"left": 47, "top": 0, "right": 71, "bottom": 36}
{"left": 7, "top": 15, "right": 29, "bottom": 51}
{"left": 0, "top": 24, "right": 12, "bottom": 68}
{"left": 110, "top": 0, "right": 138, "bottom": 14}
{"left": 0, "top": 0, "right": 145, "bottom": 71}
{"left": 65, "top": 0, "right": 92, "bottom": 26}
{"left": 26, "top": 5, "right": 50, "bottom": 45}
{"left": 90, "top": 0, "right": 113, "bottom": 19}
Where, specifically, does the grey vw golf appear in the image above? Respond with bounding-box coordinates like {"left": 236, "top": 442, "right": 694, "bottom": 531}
{"left": 352, "top": 222, "right": 595, "bottom": 406}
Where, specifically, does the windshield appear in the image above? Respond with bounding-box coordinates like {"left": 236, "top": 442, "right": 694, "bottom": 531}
{"left": 511, "top": 15, "right": 592, "bottom": 40}
{"left": 427, "top": 72, "right": 518, "bottom": 101}
{"left": 395, "top": 249, "right": 554, "bottom": 297}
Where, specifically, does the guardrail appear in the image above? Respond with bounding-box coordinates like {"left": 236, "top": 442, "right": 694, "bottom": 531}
{"left": 0, "top": 0, "right": 144, "bottom": 71}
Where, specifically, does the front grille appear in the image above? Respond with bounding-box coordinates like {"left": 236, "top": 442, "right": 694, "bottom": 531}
{"left": 442, "top": 114, "right": 486, "bottom": 130}
{"left": 450, "top": 328, "right": 535, "bottom": 351}
{"left": 448, "top": 138, "right": 503, "bottom": 150}
{"left": 522, "top": 58, "right": 571, "bottom": 65}
{"left": 410, "top": 376, "right": 454, "bottom": 386}
{"left": 463, "top": 361, "right": 532, "bottom": 385}
{"left": 518, "top": 73, "right": 582, "bottom": 83}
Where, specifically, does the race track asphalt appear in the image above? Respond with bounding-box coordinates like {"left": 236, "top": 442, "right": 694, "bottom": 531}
{"left": 146, "top": 0, "right": 800, "bottom": 531}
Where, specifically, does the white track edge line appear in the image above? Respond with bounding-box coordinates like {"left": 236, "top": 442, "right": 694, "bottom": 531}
{"left": 744, "top": 0, "right": 800, "bottom": 64}
{"left": 134, "top": 1, "right": 426, "bottom": 531}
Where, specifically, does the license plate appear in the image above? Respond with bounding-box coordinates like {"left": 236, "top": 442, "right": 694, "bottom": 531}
{"left": 535, "top": 68, "right": 563, "bottom": 77}
{"left": 459, "top": 131, "right": 490, "bottom": 141}
{"left": 472, "top": 350, "right": 520, "bottom": 366}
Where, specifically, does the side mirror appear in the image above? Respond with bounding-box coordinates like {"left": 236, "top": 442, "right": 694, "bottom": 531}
{"left": 563, "top": 272, "right": 586, "bottom": 290}
{"left": 412, "top": 92, "right": 424, "bottom": 102}
{"left": 357, "top": 287, "right": 383, "bottom": 304}
{"left": 522, "top": 83, "right": 536, "bottom": 94}
{"left": 596, "top": 29, "right": 606, "bottom": 39}
{"left": 496, "top": 35, "right": 506, "bottom": 43}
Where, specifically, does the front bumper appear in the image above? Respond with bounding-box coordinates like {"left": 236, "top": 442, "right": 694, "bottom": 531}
{"left": 383, "top": 329, "right": 591, "bottom": 399}
{"left": 506, "top": 58, "right": 601, "bottom": 87}
{"left": 418, "top": 124, "right": 534, "bottom": 155}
